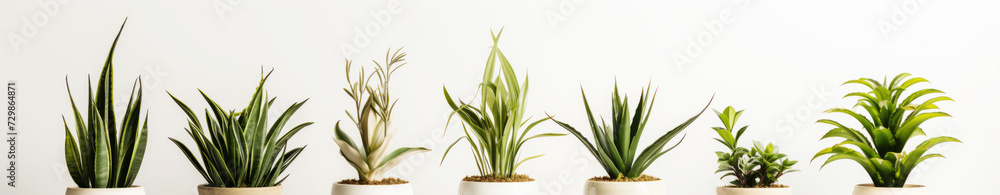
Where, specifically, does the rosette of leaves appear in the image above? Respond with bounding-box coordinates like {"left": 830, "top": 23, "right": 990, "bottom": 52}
{"left": 333, "top": 48, "right": 431, "bottom": 183}
{"left": 548, "top": 83, "right": 713, "bottom": 180}
{"left": 812, "top": 73, "right": 961, "bottom": 187}
{"left": 167, "top": 70, "right": 312, "bottom": 187}
{"left": 712, "top": 106, "right": 797, "bottom": 188}
{"left": 63, "top": 19, "right": 149, "bottom": 188}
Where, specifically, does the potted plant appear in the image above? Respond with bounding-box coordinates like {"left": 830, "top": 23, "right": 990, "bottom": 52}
{"left": 548, "top": 83, "right": 713, "bottom": 195}
{"left": 440, "top": 29, "right": 565, "bottom": 195}
{"left": 62, "top": 19, "right": 148, "bottom": 195}
{"left": 331, "top": 48, "right": 431, "bottom": 195}
{"left": 710, "top": 106, "right": 798, "bottom": 195}
{"left": 812, "top": 73, "right": 961, "bottom": 195}
{"left": 167, "top": 70, "right": 313, "bottom": 195}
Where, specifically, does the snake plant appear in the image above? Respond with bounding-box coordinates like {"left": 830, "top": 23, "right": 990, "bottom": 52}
{"left": 167, "top": 70, "right": 313, "bottom": 187}
{"left": 548, "top": 83, "right": 713, "bottom": 180}
{"left": 440, "top": 29, "right": 565, "bottom": 179}
{"left": 334, "top": 48, "right": 430, "bottom": 183}
{"left": 812, "top": 73, "right": 961, "bottom": 187}
{"left": 63, "top": 19, "right": 149, "bottom": 188}
{"left": 712, "top": 106, "right": 797, "bottom": 188}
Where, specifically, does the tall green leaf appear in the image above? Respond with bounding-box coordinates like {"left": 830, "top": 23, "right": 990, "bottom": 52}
{"left": 63, "top": 19, "right": 149, "bottom": 188}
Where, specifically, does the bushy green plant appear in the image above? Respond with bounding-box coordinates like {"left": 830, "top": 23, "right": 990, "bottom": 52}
{"left": 334, "top": 48, "right": 430, "bottom": 183}
{"left": 812, "top": 73, "right": 961, "bottom": 187}
{"left": 167, "top": 70, "right": 313, "bottom": 187}
{"left": 548, "top": 83, "right": 713, "bottom": 180}
{"left": 63, "top": 19, "right": 149, "bottom": 188}
{"left": 711, "top": 106, "right": 797, "bottom": 188}
{"left": 440, "top": 29, "right": 564, "bottom": 179}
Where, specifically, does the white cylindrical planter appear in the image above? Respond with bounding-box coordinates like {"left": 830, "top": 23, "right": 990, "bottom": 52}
{"left": 716, "top": 186, "right": 793, "bottom": 195}
{"left": 853, "top": 184, "right": 926, "bottom": 195}
{"left": 332, "top": 183, "right": 413, "bottom": 195}
{"left": 583, "top": 180, "right": 666, "bottom": 195}
{"left": 197, "top": 184, "right": 283, "bottom": 195}
{"left": 65, "top": 186, "right": 146, "bottom": 195}
{"left": 458, "top": 181, "right": 538, "bottom": 195}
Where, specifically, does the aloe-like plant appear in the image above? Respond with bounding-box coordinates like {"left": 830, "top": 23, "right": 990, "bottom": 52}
{"left": 333, "top": 48, "right": 430, "bottom": 183}
{"left": 712, "top": 106, "right": 797, "bottom": 188}
{"left": 440, "top": 29, "right": 565, "bottom": 180}
{"left": 63, "top": 19, "right": 149, "bottom": 188}
{"left": 548, "top": 83, "right": 713, "bottom": 180}
{"left": 167, "top": 70, "right": 313, "bottom": 187}
{"left": 812, "top": 73, "right": 961, "bottom": 187}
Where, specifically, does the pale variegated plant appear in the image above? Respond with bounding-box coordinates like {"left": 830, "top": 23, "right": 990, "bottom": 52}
{"left": 334, "top": 48, "right": 430, "bottom": 182}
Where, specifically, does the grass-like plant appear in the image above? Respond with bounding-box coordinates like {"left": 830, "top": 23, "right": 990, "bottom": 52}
{"left": 712, "top": 106, "right": 797, "bottom": 188}
{"left": 440, "top": 29, "right": 564, "bottom": 180}
{"left": 63, "top": 19, "right": 149, "bottom": 188}
{"left": 812, "top": 73, "right": 961, "bottom": 187}
{"left": 548, "top": 83, "right": 713, "bottom": 180}
{"left": 333, "top": 48, "right": 430, "bottom": 184}
{"left": 167, "top": 70, "right": 313, "bottom": 187}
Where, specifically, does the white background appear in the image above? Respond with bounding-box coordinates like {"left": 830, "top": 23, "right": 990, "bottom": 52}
{"left": 2, "top": 0, "right": 999, "bottom": 194}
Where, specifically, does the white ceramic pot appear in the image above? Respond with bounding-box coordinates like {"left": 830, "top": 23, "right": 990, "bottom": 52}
{"left": 583, "top": 180, "right": 666, "bottom": 195}
{"left": 458, "top": 181, "right": 538, "bottom": 195}
{"left": 332, "top": 183, "right": 413, "bottom": 195}
{"left": 197, "top": 184, "right": 283, "bottom": 195}
{"left": 853, "top": 184, "right": 926, "bottom": 195}
{"left": 716, "top": 186, "right": 793, "bottom": 195}
{"left": 65, "top": 186, "right": 146, "bottom": 195}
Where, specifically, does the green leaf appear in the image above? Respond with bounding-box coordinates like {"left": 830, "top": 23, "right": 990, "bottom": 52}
{"left": 818, "top": 148, "right": 878, "bottom": 181}
{"left": 90, "top": 101, "right": 111, "bottom": 188}
{"left": 633, "top": 95, "right": 713, "bottom": 171}
{"left": 549, "top": 116, "right": 619, "bottom": 177}
{"left": 169, "top": 138, "right": 211, "bottom": 184}
{"left": 824, "top": 108, "right": 875, "bottom": 133}
{"left": 376, "top": 147, "right": 431, "bottom": 169}
{"left": 520, "top": 133, "right": 566, "bottom": 143}
{"left": 64, "top": 117, "right": 88, "bottom": 188}
{"left": 123, "top": 115, "right": 148, "bottom": 186}
{"left": 895, "top": 112, "right": 950, "bottom": 145}
{"left": 817, "top": 119, "right": 871, "bottom": 146}
{"left": 512, "top": 154, "right": 545, "bottom": 172}
{"left": 440, "top": 137, "right": 466, "bottom": 166}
